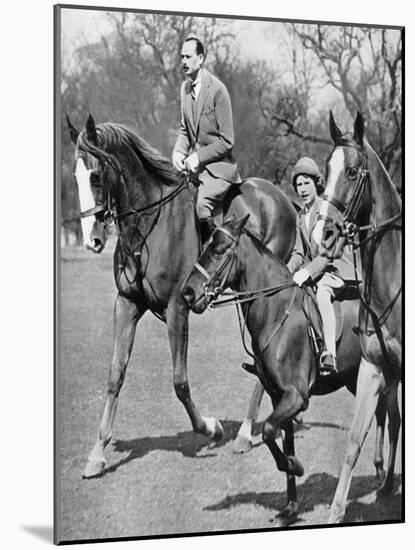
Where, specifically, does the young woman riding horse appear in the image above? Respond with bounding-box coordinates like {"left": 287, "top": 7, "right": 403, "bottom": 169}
{"left": 181, "top": 214, "right": 393, "bottom": 524}
{"left": 67, "top": 114, "right": 297, "bottom": 479}
{"left": 312, "top": 111, "right": 401, "bottom": 523}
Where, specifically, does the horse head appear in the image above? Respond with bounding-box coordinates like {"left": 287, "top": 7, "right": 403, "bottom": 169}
{"left": 313, "top": 111, "right": 370, "bottom": 259}
{"left": 67, "top": 113, "right": 115, "bottom": 254}
{"left": 181, "top": 214, "right": 250, "bottom": 313}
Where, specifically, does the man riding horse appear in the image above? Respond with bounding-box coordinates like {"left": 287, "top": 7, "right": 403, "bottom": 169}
{"left": 172, "top": 37, "right": 242, "bottom": 238}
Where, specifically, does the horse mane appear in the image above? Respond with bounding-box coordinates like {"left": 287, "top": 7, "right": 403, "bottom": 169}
{"left": 364, "top": 139, "right": 401, "bottom": 199}
{"left": 77, "top": 122, "right": 179, "bottom": 186}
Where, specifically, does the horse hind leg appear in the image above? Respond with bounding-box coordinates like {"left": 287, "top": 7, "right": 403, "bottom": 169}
{"left": 378, "top": 378, "right": 401, "bottom": 497}
{"left": 233, "top": 380, "right": 265, "bottom": 453}
{"left": 83, "top": 295, "right": 144, "bottom": 479}
{"left": 328, "top": 357, "right": 385, "bottom": 523}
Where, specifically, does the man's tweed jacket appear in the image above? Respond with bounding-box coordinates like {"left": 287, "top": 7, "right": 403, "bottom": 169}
{"left": 173, "top": 69, "right": 240, "bottom": 184}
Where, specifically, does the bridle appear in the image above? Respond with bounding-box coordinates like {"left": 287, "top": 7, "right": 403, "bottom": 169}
{"left": 192, "top": 224, "right": 299, "bottom": 361}
{"left": 76, "top": 145, "right": 189, "bottom": 285}
{"left": 78, "top": 160, "right": 115, "bottom": 226}
{"left": 316, "top": 142, "right": 370, "bottom": 243}
{"left": 317, "top": 141, "right": 401, "bottom": 246}
{"left": 194, "top": 226, "right": 239, "bottom": 304}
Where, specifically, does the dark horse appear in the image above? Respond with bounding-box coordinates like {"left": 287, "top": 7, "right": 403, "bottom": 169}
{"left": 67, "top": 114, "right": 297, "bottom": 478}
{"left": 312, "top": 112, "right": 402, "bottom": 522}
{"left": 181, "top": 214, "right": 392, "bottom": 523}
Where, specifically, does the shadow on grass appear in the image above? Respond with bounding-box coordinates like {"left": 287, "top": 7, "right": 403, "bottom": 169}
{"left": 203, "top": 472, "right": 402, "bottom": 524}
{"left": 107, "top": 420, "right": 243, "bottom": 473}
{"left": 104, "top": 419, "right": 346, "bottom": 476}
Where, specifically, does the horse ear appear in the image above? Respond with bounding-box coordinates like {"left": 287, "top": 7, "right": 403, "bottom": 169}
{"left": 66, "top": 114, "right": 79, "bottom": 145}
{"left": 329, "top": 110, "right": 342, "bottom": 143}
{"left": 86, "top": 113, "right": 98, "bottom": 145}
{"left": 353, "top": 111, "right": 365, "bottom": 146}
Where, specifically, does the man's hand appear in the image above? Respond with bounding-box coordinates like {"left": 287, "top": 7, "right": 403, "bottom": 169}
{"left": 184, "top": 152, "right": 200, "bottom": 174}
{"left": 293, "top": 268, "right": 311, "bottom": 287}
{"left": 172, "top": 151, "right": 186, "bottom": 172}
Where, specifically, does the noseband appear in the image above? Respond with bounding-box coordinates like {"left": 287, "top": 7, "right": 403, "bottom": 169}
{"left": 317, "top": 144, "right": 370, "bottom": 242}
{"left": 78, "top": 159, "right": 116, "bottom": 227}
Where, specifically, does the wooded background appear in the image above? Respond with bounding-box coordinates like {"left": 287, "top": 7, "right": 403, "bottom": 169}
{"left": 60, "top": 12, "right": 402, "bottom": 243}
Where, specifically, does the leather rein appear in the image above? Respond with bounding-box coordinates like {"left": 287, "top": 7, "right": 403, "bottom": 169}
{"left": 194, "top": 226, "right": 297, "bottom": 309}
{"left": 194, "top": 226, "right": 298, "bottom": 359}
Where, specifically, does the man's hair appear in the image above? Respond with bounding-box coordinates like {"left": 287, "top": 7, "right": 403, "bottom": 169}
{"left": 184, "top": 37, "right": 205, "bottom": 58}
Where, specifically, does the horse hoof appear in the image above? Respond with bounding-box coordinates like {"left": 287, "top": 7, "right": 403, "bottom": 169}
{"left": 377, "top": 479, "right": 394, "bottom": 499}
{"left": 287, "top": 456, "right": 304, "bottom": 477}
{"left": 279, "top": 501, "right": 298, "bottom": 520}
{"left": 233, "top": 434, "right": 253, "bottom": 454}
{"left": 82, "top": 458, "right": 106, "bottom": 479}
{"left": 271, "top": 501, "right": 298, "bottom": 526}
{"left": 203, "top": 417, "right": 224, "bottom": 441}
{"left": 328, "top": 505, "right": 345, "bottom": 524}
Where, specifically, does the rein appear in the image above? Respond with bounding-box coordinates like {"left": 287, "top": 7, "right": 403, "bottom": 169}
{"left": 207, "top": 281, "right": 296, "bottom": 309}
{"left": 196, "top": 225, "right": 298, "bottom": 359}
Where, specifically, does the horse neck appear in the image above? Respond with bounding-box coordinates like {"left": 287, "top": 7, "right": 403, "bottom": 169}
{"left": 233, "top": 233, "right": 293, "bottom": 298}
{"left": 360, "top": 144, "right": 402, "bottom": 304}
{"left": 366, "top": 143, "right": 401, "bottom": 225}
{"left": 115, "top": 156, "right": 160, "bottom": 225}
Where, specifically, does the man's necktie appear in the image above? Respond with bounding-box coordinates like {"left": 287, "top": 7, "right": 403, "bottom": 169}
{"left": 191, "top": 82, "right": 197, "bottom": 119}
{"left": 190, "top": 82, "right": 196, "bottom": 100}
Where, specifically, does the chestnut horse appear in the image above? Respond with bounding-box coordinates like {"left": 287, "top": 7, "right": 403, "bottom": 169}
{"left": 181, "top": 215, "right": 394, "bottom": 524}
{"left": 67, "top": 114, "right": 296, "bottom": 478}
{"left": 312, "top": 112, "right": 402, "bottom": 522}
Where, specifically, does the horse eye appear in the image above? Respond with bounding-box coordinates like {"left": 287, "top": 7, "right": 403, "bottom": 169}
{"left": 90, "top": 172, "right": 101, "bottom": 185}
{"left": 348, "top": 167, "right": 358, "bottom": 178}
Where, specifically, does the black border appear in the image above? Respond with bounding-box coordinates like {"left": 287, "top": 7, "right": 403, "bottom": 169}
{"left": 54, "top": 3, "right": 405, "bottom": 545}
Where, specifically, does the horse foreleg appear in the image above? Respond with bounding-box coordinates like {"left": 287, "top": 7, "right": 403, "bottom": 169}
{"left": 233, "top": 380, "right": 265, "bottom": 453}
{"left": 328, "top": 357, "right": 385, "bottom": 523}
{"left": 374, "top": 393, "right": 387, "bottom": 482}
{"left": 83, "top": 295, "right": 143, "bottom": 479}
{"left": 277, "top": 420, "right": 299, "bottom": 524}
{"left": 166, "top": 302, "right": 223, "bottom": 440}
{"left": 262, "top": 386, "right": 305, "bottom": 478}
{"left": 378, "top": 378, "right": 401, "bottom": 497}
